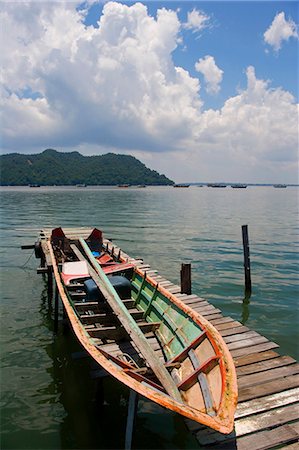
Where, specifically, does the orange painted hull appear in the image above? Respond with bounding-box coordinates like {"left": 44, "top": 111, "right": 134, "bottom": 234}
{"left": 46, "top": 228, "right": 238, "bottom": 434}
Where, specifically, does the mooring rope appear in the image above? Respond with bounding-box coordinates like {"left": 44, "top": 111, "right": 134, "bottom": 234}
{"left": 20, "top": 249, "right": 35, "bottom": 268}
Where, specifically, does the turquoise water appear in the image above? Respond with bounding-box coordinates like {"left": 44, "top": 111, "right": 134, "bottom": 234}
{"left": 1, "top": 186, "right": 298, "bottom": 449}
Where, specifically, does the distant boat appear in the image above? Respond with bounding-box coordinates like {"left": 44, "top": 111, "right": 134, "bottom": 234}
{"left": 29, "top": 184, "right": 41, "bottom": 188}
{"left": 273, "top": 184, "right": 287, "bottom": 188}
{"left": 207, "top": 183, "right": 227, "bottom": 188}
{"left": 76, "top": 184, "right": 87, "bottom": 188}
{"left": 231, "top": 184, "right": 247, "bottom": 189}
{"left": 118, "top": 184, "right": 130, "bottom": 188}
{"left": 173, "top": 184, "right": 190, "bottom": 188}
{"left": 137, "top": 185, "right": 147, "bottom": 188}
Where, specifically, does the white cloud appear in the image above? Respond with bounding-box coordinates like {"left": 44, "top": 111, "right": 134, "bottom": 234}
{"left": 1, "top": 1, "right": 203, "bottom": 152}
{"left": 195, "top": 55, "right": 223, "bottom": 94}
{"left": 264, "top": 11, "right": 298, "bottom": 51}
{"left": 183, "top": 9, "right": 210, "bottom": 33}
{"left": 1, "top": 2, "right": 298, "bottom": 183}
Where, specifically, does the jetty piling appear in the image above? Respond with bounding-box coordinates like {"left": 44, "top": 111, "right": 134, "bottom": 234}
{"left": 125, "top": 390, "right": 139, "bottom": 450}
{"left": 242, "top": 225, "right": 252, "bottom": 293}
{"left": 54, "top": 282, "right": 59, "bottom": 333}
{"left": 180, "top": 263, "right": 192, "bottom": 294}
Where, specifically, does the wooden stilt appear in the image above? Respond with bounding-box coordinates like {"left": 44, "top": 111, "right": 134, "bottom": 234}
{"left": 180, "top": 263, "right": 192, "bottom": 295}
{"left": 47, "top": 266, "right": 53, "bottom": 302}
{"left": 54, "top": 283, "right": 59, "bottom": 333}
{"left": 242, "top": 225, "right": 252, "bottom": 293}
{"left": 125, "top": 389, "right": 138, "bottom": 450}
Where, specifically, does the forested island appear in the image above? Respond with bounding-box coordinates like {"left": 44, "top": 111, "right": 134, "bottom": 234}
{"left": 0, "top": 149, "right": 174, "bottom": 186}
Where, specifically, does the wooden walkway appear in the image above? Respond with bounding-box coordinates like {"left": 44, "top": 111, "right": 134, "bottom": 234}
{"left": 39, "top": 228, "right": 299, "bottom": 450}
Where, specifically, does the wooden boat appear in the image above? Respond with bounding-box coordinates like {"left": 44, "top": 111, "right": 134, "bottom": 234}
{"left": 231, "top": 184, "right": 247, "bottom": 189}
{"left": 207, "top": 183, "right": 227, "bottom": 188}
{"left": 41, "top": 227, "right": 237, "bottom": 434}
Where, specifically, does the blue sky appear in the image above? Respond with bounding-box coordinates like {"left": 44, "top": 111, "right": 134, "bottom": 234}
{"left": 1, "top": 1, "right": 298, "bottom": 183}
{"left": 83, "top": 1, "right": 298, "bottom": 109}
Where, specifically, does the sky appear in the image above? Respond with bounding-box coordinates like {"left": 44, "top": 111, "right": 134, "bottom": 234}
{"left": 1, "top": 1, "right": 298, "bottom": 183}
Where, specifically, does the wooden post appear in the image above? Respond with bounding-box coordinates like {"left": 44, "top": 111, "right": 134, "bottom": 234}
{"left": 54, "top": 283, "right": 59, "bottom": 333}
{"left": 125, "top": 389, "right": 138, "bottom": 450}
{"left": 47, "top": 266, "right": 53, "bottom": 302}
{"left": 242, "top": 225, "right": 252, "bottom": 293}
{"left": 180, "top": 263, "right": 192, "bottom": 295}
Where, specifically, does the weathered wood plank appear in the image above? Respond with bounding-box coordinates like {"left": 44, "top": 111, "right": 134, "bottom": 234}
{"left": 195, "top": 403, "right": 299, "bottom": 445}
{"left": 182, "top": 297, "right": 209, "bottom": 306}
{"left": 209, "top": 422, "right": 299, "bottom": 450}
{"left": 203, "top": 312, "right": 223, "bottom": 321}
{"left": 209, "top": 317, "right": 235, "bottom": 326}
{"left": 214, "top": 321, "right": 245, "bottom": 331}
{"left": 227, "top": 335, "right": 269, "bottom": 351}
{"left": 238, "top": 374, "right": 299, "bottom": 402}
{"left": 224, "top": 330, "right": 261, "bottom": 344}
{"left": 237, "top": 364, "right": 299, "bottom": 389}
{"left": 198, "top": 308, "right": 222, "bottom": 316}
{"left": 230, "top": 341, "right": 279, "bottom": 358}
{"left": 176, "top": 294, "right": 202, "bottom": 301}
{"left": 237, "top": 355, "right": 297, "bottom": 377}
{"left": 41, "top": 240, "right": 52, "bottom": 266}
{"left": 235, "top": 387, "right": 299, "bottom": 419}
{"left": 193, "top": 304, "right": 219, "bottom": 314}
{"left": 234, "top": 350, "right": 280, "bottom": 367}
{"left": 166, "top": 285, "right": 181, "bottom": 294}
{"left": 219, "top": 326, "right": 250, "bottom": 337}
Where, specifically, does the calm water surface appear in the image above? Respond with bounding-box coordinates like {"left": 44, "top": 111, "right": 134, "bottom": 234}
{"left": 1, "top": 186, "right": 298, "bottom": 449}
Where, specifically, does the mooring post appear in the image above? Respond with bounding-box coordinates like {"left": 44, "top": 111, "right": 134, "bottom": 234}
{"left": 54, "top": 282, "right": 59, "bottom": 333}
{"left": 47, "top": 266, "right": 53, "bottom": 302}
{"left": 180, "top": 263, "right": 192, "bottom": 295}
{"left": 242, "top": 225, "right": 252, "bottom": 293}
{"left": 125, "top": 389, "right": 138, "bottom": 450}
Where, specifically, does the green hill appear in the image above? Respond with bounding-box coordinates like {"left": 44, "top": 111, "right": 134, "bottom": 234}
{"left": 0, "top": 149, "right": 174, "bottom": 186}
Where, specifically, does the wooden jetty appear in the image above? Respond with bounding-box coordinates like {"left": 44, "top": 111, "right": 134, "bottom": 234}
{"left": 35, "top": 227, "right": 299, "bottom": 450}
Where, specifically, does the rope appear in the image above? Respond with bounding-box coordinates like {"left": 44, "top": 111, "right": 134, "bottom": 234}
{"left": 21, "top": 249, "right": 35, "bottom": 268}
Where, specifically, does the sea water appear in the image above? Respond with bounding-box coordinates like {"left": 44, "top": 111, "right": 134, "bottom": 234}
{"left": 1, "top": 186, "right": 298, "bottom": 449}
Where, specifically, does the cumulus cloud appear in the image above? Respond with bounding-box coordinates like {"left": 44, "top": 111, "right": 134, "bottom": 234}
{"left": 1, "top": 1, "right": 203, "bottom": 152}
{"left": 183, "top": 9, "right": 210, "bottom": 33}
{"left": 195, "top": 55, "right": 223, "bottom": 94}
{"left": 1, "top": 2, "right": 298, "bottom": 183}
{"left": 264, "top": 11, "right": 298, "bottom": 51}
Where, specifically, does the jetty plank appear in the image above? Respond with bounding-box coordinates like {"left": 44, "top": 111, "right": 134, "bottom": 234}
{"left": 237, "top": 364, "right": 299, "bottom": 388}
{"left": 235, "top": 387, "right": 299, "bottom": 418}
{"left": 237, "top": 355, "right": 297, "bottom": 377}
{"left": 234, "top": 350, "right": 280, "bottom": 367}
{"left": 230, "top": 341, "right": 279, "bottom": 358}
{"left": 238, "top": 374, "right": 299, "bottom": 402}
{"left": 219, "top": 325, "right": 250, "bottom": 337}
{"left": 195, "top": 403, "right": 299, "bottom": 445}
{"left": 210, "top": 423, "right": 299, "bottom": 450}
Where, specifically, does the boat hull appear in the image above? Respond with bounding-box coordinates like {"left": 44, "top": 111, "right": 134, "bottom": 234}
{"left": 45, "top": 228, "right": 237, "bottom": 434}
